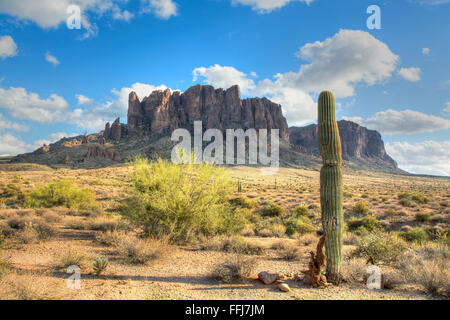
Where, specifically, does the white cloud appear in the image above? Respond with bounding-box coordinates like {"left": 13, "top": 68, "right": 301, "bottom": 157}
{"left": 0, "top": 134, "right": 30, "bottom": 156}
{"left": 0, "top": 87, "right": 69, "bottom": 123}
{"left": 443, "top": 101, "right": 450, "bottom": 114}
{"left": 72, "top": 82, "right": 170, "bottom": 131}
{"left": 192, "top": 30, "right": 399, "bottom": 126}
{"left": 0, "top": 1, "right": 141, "bottom": 38}
{"left": 386, "top": 140, "right": 450, "bottom": 176}
{"left": 0, "top": 35, "right": 18, "bottom": 59}
{"left": 398, "top": 67, "right": 421, "bottom": 82}
{"left": 231, "top": 0, "right": 315, "bottom": 13}
{"left": 193, "top": 65, "right": 256, "bottom": 93}
{"left": 0, "top": 114, "right": 29, "bottom": 132}
{"left": 344, "top": 109, "right": 450, "bottom": 134}
{"left": 141, "top": 0, "right": 178, "bottom": 19}
{"left": 45, "top": 52, "right": 60, "bottom": 66}
{"left": 76, "top": 94, "right": 94, "bottom": 105}
{"left": 422, "top": 47, "right": 430, "bottom": 55}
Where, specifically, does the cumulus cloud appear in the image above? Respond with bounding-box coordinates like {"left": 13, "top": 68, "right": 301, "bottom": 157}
{"left": 398, "top": 67, "right": 421, "bottom": 82}
{"left": 0, "top": 87, "right": 69, "bottom": 123}
{"left": 0, "top": 1, "right": 155, "bottom": 39}
{"left": 141, "top": 0, "right": 178, "bottom": 19}
{"left": 386, "top": 140, "right": 450, "bottom": 176}
{"left": 72, "top": 82, "right": 170, "bottom": 131}
{"left": 45, "top": 52, "right": 60, "bottom": 66}
{"left": 231, "top": 0, "right": 315, "bottom": 13}
{"left": 193, "top": 65, "right": 256, "bottom": 93}
{"left": 0, "top": 35, "right": 18, "bottom": 59}
{"left": 0, "top": 114, "right": 29, "bottom": 132}
{"left": 422, "top": 48, "right": 430, "bottom": 55}
{"left": 193, "top": 30, "right": 400, "bottom": 126}
{"left": 0, "top": 133, "right": 31, "bottom": 156}
{"left": 344, "top": 109, "right": 450, "bottom": 135}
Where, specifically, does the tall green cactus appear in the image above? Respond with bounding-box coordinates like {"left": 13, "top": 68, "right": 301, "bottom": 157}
{"left": 318, "top": 90, "right": 343, "bottom": 284}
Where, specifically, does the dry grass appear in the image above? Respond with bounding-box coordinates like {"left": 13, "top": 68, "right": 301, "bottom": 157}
{"left": 116, "top": 235, "right": 170, "bottom": 265}
{"left": 213, "top": 254, "right": 256, "bottom": 283}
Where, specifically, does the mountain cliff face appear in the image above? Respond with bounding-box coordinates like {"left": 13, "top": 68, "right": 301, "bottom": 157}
{"left": 289, "top": 120, "right": 397, "bottom": 168}
{"left": 11, "top": 84, "right": 400, "bottom": 173}
{"left": 126, "top": 84, "right": 290, "bottom": 142}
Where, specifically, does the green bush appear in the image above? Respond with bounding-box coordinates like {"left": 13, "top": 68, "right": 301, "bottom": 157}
{"left": 347, "top": 215, "right": 381, "bottom": 232}
{"left": 261, "top": 203, "right": 284, "bottom": 217}
{"left": 398, "top": 227, "right": 429, "bottom": 244}
{"left": 24, "top": 180, "right": 98, "bottom": 212}
{"left": 120, "top": 157, "right": 245, "bottom": 243}
{"left": 353, "top": 201, "right": 369, "bottom": 215}
{"left": 398, "top": 192, "right": 430, "bottom": 205}
{"left": 352, "top": 231, "right": 406, "bottom": 264}
{"left": 284, "top": 216, "right": 316, "bottom": 236}
{"left": 229, "top": 197, "right": 256, "bottom": 209}
{"left": 293, "top": 205, "right": 309, "bottom": 217}
{"left": 415, "top": 212, "right": 431, "bottom": 223}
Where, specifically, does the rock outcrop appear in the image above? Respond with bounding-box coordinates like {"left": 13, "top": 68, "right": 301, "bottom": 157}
{"left": 103, "top": 118, "right": 126, "bottom": 142}
{"left": 85, "top": 145, "right": 121, "bottom": 161}
{"left": 289, "top": 120, "right": 397, "bottom": 167}
{"left": 126, "top": 84, "right": 290, "bottom": 142}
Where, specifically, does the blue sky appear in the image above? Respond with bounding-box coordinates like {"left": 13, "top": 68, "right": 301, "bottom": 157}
{"left": 0, "top": 0, "right": 449, "bottom": 175}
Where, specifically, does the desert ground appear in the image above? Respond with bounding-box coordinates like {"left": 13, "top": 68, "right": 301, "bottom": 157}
{"left": 0, "top": 162, "right": 449, "bottom": 300}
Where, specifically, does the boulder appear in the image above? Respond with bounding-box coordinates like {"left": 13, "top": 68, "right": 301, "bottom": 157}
{"left": 258, "top": 272, "right": 280, "bottom": 285}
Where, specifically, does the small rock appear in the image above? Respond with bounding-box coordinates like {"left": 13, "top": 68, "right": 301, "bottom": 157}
{"left": 278, "top": 283, "right": 290, "bottom": 292}
{"left": 258, "top": 272, "right": 280, "bottom": 285}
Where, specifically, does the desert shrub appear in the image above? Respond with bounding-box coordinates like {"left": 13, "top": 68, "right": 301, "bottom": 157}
{"left": 353, "top": 201, "right": 369, "bottom": 215}
{"left": 58, "top": 249, "right": 86, "bottom": 269}
{"left": 398, "top": 192, "right": 430, "bottom": 205}
{"left": 33, "top": 221, "right": 56, "bottom": 240}
{"left": 116, "top": 234, "right": 169, "bottom": 264}
{"left": 293, "top": 205, "right": 309, "bottom": 217}
{"left": 0, "top": 255, "right": 10, "bottom": 278}
{"left": 384, "top": 208, "right": 398, "bottom": 218}
{"left": 343, "top": 232, "right": 360, "bottom": 246}
{"left": 93, "top": 257, "right": 109, "bottom": 276}
{"left": 276, "top": 244, "right": 302, "bottom": 261}
{"left": 352, "top": 231, "right": 406, "bottom": 264}
{"left": 398, "top": 227, "right": 429, "bottom": 244}
{"left": 261, "top": 203, "right": 284, "bottom": 217}
{"left": 399, "top": 245, "right": 449, "bottom": 297}
{"left": 88, "top": 217, "right": 122, "bottom": 232}
{"left": 341, "top": 258, "right": 367, "bottom": 283}
{"left": 213, "top": 254, "right": 256, "bottom": 283}
{"left": 120, "top": 157, "right": 244, "bottom": 243}
{"left": 96, "top": 230, "right": 125, "bottom": 246}
{"left": 0, "top": 183, "right": 25, "bottom": 205}
{"left": 284, "top": 216, "right": 315, "bottom": 236}
{"left": 269, "top": 223, "right": 287, "bottom": 237}
{"left": 229, "top": 197, "right": 257, "bottom": 209}
{"left": 347, "top": 215, "right": 381, "bottom": 233}
{"left": 415, "top": 212, "right": 431, "bottom": 223}
{"left": 24, "top": 180, "right": 98, "bottom": 212}
{"left": 15, "top": 222, "right": 39, "bottom": 244}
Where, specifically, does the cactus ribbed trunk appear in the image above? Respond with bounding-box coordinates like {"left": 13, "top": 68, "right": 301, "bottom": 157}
{"left": 318, "top": 91, "right": 343, "bottom": 284}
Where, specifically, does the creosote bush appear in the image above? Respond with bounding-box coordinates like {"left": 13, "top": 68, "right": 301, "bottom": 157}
{"left": 352, "top": 231, "right": 406, "bottom": 264}
{"left": 347, "top": 215, "right": 381, "bottom": 233}
{"left": 120, "top": 157, "right": 245, "bottom": 243}
{"left": 353, "top": 201, "right": 369, "bottom": 215}
{"left": 261, "top": 203, "right": 285, "bottom": 217}
{"left": 398, "top": 227, "right": 429, "bottom": 244}
{"left": 24, "top": 180, "right": 98, "bottom": 212}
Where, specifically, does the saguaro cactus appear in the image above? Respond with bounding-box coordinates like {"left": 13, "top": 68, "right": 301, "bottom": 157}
{"left": 318, "top": 90, "right": 343, "bottom": 284}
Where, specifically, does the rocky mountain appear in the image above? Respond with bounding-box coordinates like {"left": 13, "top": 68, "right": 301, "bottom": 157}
{"left": 126, "top": 84, "right": 290, "bottom": 142}
{"left": 289, "top": 120, "right": 397, "bottom": 168}
{"left": 10, "top": 84, "right": 401, "bottom": 173}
